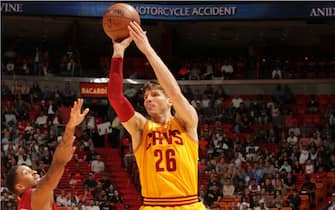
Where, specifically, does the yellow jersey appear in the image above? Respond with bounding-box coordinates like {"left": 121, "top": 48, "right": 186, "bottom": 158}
{"left": 134, "top": 117, "right": 200, "bottom": 206}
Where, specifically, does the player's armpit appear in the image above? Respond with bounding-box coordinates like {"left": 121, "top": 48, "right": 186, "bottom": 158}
{"left": 121, "top": 112, "right": 147, "bottom": 151}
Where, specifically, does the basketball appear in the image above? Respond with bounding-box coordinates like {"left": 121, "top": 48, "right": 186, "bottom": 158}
{"left": 102, "top": 3, "right": 141, "bottom": 41}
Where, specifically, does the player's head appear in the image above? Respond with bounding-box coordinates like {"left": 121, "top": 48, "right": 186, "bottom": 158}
{"left": 143, "top": 81, "right": 172, "bottom": 116}
{"left": 7, "top": 165, "right": 41, "bottom": 195}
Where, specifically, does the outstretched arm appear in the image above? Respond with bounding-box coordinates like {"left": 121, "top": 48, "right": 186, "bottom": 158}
{"left": 129, "top": 22, "right": 198, "bottom": 132}
{"left": 32, "top": 99, "right": 89, "bottom": 205}
{"left": 107, "top": 37, "right": 146, "bottom": 149}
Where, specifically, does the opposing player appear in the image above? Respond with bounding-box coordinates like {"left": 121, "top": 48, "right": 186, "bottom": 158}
{"left": 6, "top": 98, "right": 89, "bottom": 210}
{"left": 108, "top": 21, "right": 206, "bottom": 209}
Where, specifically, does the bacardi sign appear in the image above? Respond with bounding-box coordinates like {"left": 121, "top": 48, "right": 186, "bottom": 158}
{"left": 80, "top": 83, "right": 107, "bottom": 98}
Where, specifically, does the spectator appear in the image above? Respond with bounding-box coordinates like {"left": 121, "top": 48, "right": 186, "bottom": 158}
{"left": 279, "top": 160, "right": 292, "bottom": 173}
{"left": 188, "top": 64, "right": 201, "bottom": 80}
{"left": 307, "top": 96, "right": 319, "bottom": 113}
{"left": 286, "top": 188, "right": 301, "bottom": 210}
{"left": 273, "top": 190, "right": 283, "bottom": 208}
{"left": 220, "top": 60, "right": 234, "bottom": 79}
{"left": 83, "top": 199, "right": 100, "bottom": 210}
{"left": 264, "top": 177, "right": 275, "bottom": 195}
{"left": 56, "top": 189, "right": 68, "bottom": 207}
{"left": 287, "top": 131, "right": 298, "bottom": 147}
{"left": 110, "top": 189, "right": 124, "bottom": 210}
{"left": 66, "top": 191, "right": 80, "bottom": 207}
{"left": 223, "top": 178, "right": 235, "bottom": 198}
{"left": 322, "top": 193, "right": 335, "bottom": 210}
{"left": 17, "top": 151, "right": 32, "bottom": 167}
{"left": 91, "top": 154, "right": 105, "bottom": 174}
{"left": 300, "top": 175, "right": 316, "bottom": 207}
{"left": 304, "top": 159, "right": 315, "bottom": 175}
{"left": 35, "top": 111, "right": 48, "bottom": 126}
{"left": 202, "top": 62, "right": 214, "bottom": 80}
{"left": 272, "top": 66, "right": 282, "bottom": 79}
{"left": 248, "top": 178, "right": 261, "bottom": 195}
{"left": 84, "top": 172, "right": 97, "bottom": 190}
{"left": 232, "top": 95, "right": 244, "bottom": 109}
{"left": 177, "top": 64, "right": 190, "bottom": 80}
{"left": 99, "top": 173, "right": 113, "bottom": 189}
{"left": 299, "top": 144, "right": 310, "bottom": 165}
{"left": 283, "top": 172, "right": 296, "bottom": 192}
{"left": 33, "top": 48, "right": 41, "bottom": 75}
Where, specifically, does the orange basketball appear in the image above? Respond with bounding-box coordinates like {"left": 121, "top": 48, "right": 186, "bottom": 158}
{"left": 102, "top": 3, "right": 141, "bottom": 41}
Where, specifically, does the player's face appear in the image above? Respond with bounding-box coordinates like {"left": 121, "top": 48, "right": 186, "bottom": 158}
{"left": 144, "top": 88, "right": 171, "bottom": 116}
{"left": 16, "top": 165, "right": 41, "bottom": 191}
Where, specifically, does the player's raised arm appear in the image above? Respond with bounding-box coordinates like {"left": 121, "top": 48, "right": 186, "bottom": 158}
{"left": 107, "top": 37, "right": 147, "bottom": 149}
{"left": 32, "top": 99, "right": 89, "bottom": 206}
{"left": 129, "top": 21, "right": 198, "bottom": 131}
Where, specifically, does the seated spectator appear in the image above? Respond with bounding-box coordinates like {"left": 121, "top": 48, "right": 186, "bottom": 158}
{"left": 99, "top": 173, "right": 113, "bottom": 189}
{"left": 300, "top": 175, "right": 316, "bottom": 207}
{"left": 254, "top": 199, "right": 268, "bottom": 210}
{"left": 248, "top": 179, "right": 261, "bottom": 195}
{"left": 306, "top": 96, "right": 319, "bottom": 113}
{"left": 299, "top": 144, "right": 310, "bottom": 165}
{"left": 69, "top": 169, "right": 83, "bottom": 186}
{"left": 91, "top": 154, "right": 105, "bottom": 174}
{"left": 74, "top": 143, "right": 87, "bottom": 162}
{"left": 245, "top": 145, "right": 259, "bottom": 162}
{"left": 322, "top": 193, "right": 335, "bottom": 210}
{"left": 237, "top": 200, "right": 250, "bottom": 210}
{"left": 220, "top": 60, "right": 234, "bottom": 80}
{"left": 177, "top": 64, "right": 190, "bottom": 80}
{"left": 280, "top": 160, "right": 292, "bottom": 173}
{"left": 304, "top": 159, "right": 315, "bottom": 175}
{"left": 82, "top": 199, "right": 100, "bottom": 210}
{"left": 286, "top": 188, "right": 301, "bottom": 210}
{"left": 309, "top": 145, "right": 318, "bottom": 162}
{"left": 84, "top": 172, "right": 97, "bottom": 190}
{"left": 206, "top": 174, "right": 221, "bottom": 206}
{"left": 5, "top": 62, "right": 15, "bottom": 74}
{"left": 17, "top": 151, "right": 32, "bottom": 167}
{"left": 35, "top": 111, "right": 48, "bottom": 126}
{"left": 202, "top": 62, "right": 214, "bottom": 80}
{"left": 56, "top": 189, "right": 68, "bottom": 207}
{"left": 240, "top": 113, "right": 253, "bottom": 133}
{"left": 263, "top": 161, "right": 276, "bottom": 178}
{"left": 188, "top": 64, "right": 201, "bottom": 80}
{"left": 232, "top": 95, "right": 244, "bottom": 109}
{"left": 272, "top": 66, "right": 282, "bottom": 79}
{"left": 264, "top": 177, "right": 275, "bottom": 195}
{"left": 285, "top": 112, "right": 298, "bottom": 128}
{"left": 287, "top": 131, "right": 298, "bottom": 147}
{"left": 299, "top": 133, "right": 311, "bottom": 147}
{"left": 110, "top": 189, "right": 124, "bottom": 210}
{"left": 3, "top": 108, "right": 16, "bottom": 131}
{"left": 283, "top": 172, "right": 296, "bottom": 192}
{"left": 314, "top": 165, "right": 328, "bottom": 184}
{"left": 85, "top": 146, "right": 98, "bottom": 162}
{"left": 273, "top": 190, "right": 283, "bottom": 208}
{"left": 198, "top": 189, "right": 207, "bottom": 207}
{"left": 66, "top": 191, "right": 80, "bottom": 207}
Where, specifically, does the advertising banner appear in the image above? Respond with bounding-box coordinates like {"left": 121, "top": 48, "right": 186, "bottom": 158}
{"left": 1, "top": 2, "right": 334, "bottom": 20}
{"left": 80, "top": 82, "right": 107, "bottom": 98}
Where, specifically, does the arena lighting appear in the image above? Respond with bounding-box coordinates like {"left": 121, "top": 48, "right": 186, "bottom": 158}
{"left": 88, "top": 78, "right": 148, "bottom": 85}
{"left": 89, "top": 78, "right": 109, "bottom": 83}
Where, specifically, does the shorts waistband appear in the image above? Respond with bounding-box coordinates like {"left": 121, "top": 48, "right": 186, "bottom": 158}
{"left": 143, "top": 195, "right": 199, "bottom": 206}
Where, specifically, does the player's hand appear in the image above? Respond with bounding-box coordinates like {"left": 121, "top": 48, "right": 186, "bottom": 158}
{"left": 128, "top": 21, "right": 151, "bottom": 55}
{"left": 67, "top": 98, "right": 89, "bottom": 128}
{"left": 112, "top": 36, "right": 133, "bottom": 57}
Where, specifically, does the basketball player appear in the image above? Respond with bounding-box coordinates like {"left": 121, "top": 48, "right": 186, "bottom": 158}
{"left": 6, "top": 98, "right": 89, "bottom": 210}
{"left": 107, "top": 21, "right": 206, "bottom": 209}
